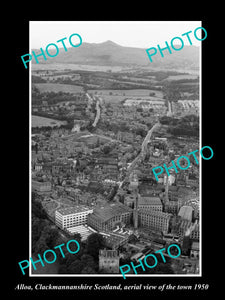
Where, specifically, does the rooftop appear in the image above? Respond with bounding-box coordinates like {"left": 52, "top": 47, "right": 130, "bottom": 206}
{"left": 65, "top": 225, "right": 93, "bottom": 241}
{"left": 138, "top": 196, "right": 162, "bottom": 206}
{"left": 178, "top": 205, "right": 193, "bottom": 221}
{"left": 56, "top": 205, "right": 93, "bottom": 216}
{"left": 92, "top": 203, "right": 133, "bottom": 222}
{"left": 99, "top": 249, "right": 119, "bottom": 258}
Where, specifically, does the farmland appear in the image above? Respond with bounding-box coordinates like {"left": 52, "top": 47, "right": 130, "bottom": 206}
{"left": 32, "top": 115, "right": 67, "bottom": 128}
{"left": 32, "top": 62, "right": 126, "bottom": 72}
{"left": 166, "top": 74, "right": 198, "bottom": 81}
{"left": 88, "top": 89, "right": 164, "bottom": 104}
{"left": 35, "top": 83, "right": 83, "bottom": 94}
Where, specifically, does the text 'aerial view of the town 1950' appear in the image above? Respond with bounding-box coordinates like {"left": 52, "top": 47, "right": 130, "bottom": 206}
{"left": 30, "top": 21, "right": 201, "bottom": 277}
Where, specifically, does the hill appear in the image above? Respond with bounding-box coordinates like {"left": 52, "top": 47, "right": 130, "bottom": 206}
{"left": 32, "top": 40, "right": 199, "bottom": 70}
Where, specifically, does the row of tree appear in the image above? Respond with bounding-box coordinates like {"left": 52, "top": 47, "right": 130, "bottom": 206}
{"left": 159, "top": 115, "right": 199, "bottom": 137}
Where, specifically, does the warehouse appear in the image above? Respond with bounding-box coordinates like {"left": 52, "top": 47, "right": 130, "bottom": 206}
{"left": 87, "top": 203, "right": 133, "bottom": 232}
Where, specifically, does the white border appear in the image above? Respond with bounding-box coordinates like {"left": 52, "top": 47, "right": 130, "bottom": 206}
{"left": 29, "top": 20, "right": 202, "bottom": 278}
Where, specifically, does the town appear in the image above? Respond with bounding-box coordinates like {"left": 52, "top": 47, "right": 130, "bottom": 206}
{"left": 31, "top": 64, "right": 200, "bottom": 276}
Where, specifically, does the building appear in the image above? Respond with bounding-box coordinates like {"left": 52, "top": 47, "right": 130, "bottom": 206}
{"left": 182, "top": 235, "right": 191, "bottom": 255}
{"left": 185, "top": 173, "right": 199, "bottom": 187}
{"left": 32, "top": 180, "right": 52, "bottom": 193}
{"left": 34, "top": 163, "right": 43, "bottom": 172}
{"left": 164, "top": 174, "right": 175, "bottom": 186}
{"left": 177, "top": 219, "right": 199, "bottom": 243}
{"left": 124, "top": 194, "right": 136, "bottom": 208}
{"left": 99, "top": 249, "right": 120, "bottom": 273}
{"left": 138, "top": 210, "right": 171, "bottom": 233}
{"left": 138, "top": 195, "right": 162, "bottom": 212}
{"left": 178, "top": 206, "right": 193, "bottom": 222}
{"left": 55, "top": 206, "right": 93, "bottom": 229}
{"left": 87, "top": 203, "right": 133, "bottom": 232}
{"left": 164, "top": 200, "right": 179, "bottom": 215}
{"left": 65, "top": 224, "right": 94, "bottom": 241}
{"left": 129, "top": 171, "right": 139, "bottom": 229}
{"left": 100, "top": 232, "right": 129, "bottom": 249}
{"left": 190, "top": 241, "right": 199, "bottom": 259}
{"left": 190, "top": 221, "right": 200, "bottom": 241}
{"left": 177, "top": 219, "right": 192, "bottom": 242}
{"left": 94, "top": 155, "right": 119, "bottom": 181}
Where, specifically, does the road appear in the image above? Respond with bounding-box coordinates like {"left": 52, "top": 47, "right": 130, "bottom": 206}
{"left": 92, "top": 97, "right": 101, "bottom": 127}
{"left": 167, "top": 101, "right": 172, "bottom": 116}
{"left": 140, "top": 122, "right": 161, "bottom": 158}
{"left": 86, "top": 93, "right": 102, "bottom": 128}
{"left": 118, "top": 122, "right": 161, "bottom": 187}
{"left": 127, "top": 122, "right": 161, "bottom": 171}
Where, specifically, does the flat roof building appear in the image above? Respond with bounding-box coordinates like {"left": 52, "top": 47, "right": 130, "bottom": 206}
{"left": 65, "top": 224, "right": 94, "bottom": 241}
{"left": 87, "top": 203, "right": 133, "bottom": 232}
{"left": 178, "top": 205, "right": 193, "bottom": 222}
{"left": 55, "top": 205, "right": 93, "bottom": 229}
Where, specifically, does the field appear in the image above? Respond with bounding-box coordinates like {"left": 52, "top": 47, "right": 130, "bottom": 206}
{"left": 166, "top": 74, "right": 199, "bottom": 81}
{"left": 32, "top": 115, "right": 67, "bottom": 128}
{"left": 32, "top": 62, "right": 126, "bottom": 72}
{"left": 35, "top": 83, "right": 83, "bottom": 94}
{"left": 88, "top": 89, "right": 164, "bottom": 104}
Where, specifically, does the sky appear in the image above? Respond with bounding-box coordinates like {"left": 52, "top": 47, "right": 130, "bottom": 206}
{"left": 30, "top": 21, "right": 202, "bottom": 49}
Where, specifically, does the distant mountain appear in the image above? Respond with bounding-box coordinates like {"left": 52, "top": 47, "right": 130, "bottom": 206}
{"left": 33, "top": 40, "right": 199, "bottom": 70}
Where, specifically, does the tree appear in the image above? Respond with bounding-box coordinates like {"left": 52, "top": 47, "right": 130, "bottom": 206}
{"left": 143, "top": 253, "right": 174, "bottom": 274}
{"left": 86, "top": 233, "right": 105, "bottom": 259}
{"left": 32, "top": 194, "right": 47, "bottom": 219}
{"left": 32, "top": 217, "right": 47, "bottom": 251}
{"left": 80, "top": 254, "right": 96, "bottom": 270}
{"left": 81, "top": 266, "right": 96, "bottom": 274}
{"left": 163, "top": 85, "right": 181, "bottom": 102}
{"left": 71, "top": 233, "right": 82, "bottom": 245}
{"left": 58, "top": 264, "right": 68, "bottom": 274}
{"left": 137, "top": 107, "right": 143, "bottom": 113}
{"left": 102, "top": 144, "right": 111, "bottom": 154}
{"left": 34, "top": 237, "right": 48, "bottom": 255}
{"left": 135, "top": 127, "right": 147, "bottom": 138}
{"left": 67, "top": 260, "right": 84, "bottom": 274}
{"left": 44, "top": 227, "right": 60, "bottom": 249}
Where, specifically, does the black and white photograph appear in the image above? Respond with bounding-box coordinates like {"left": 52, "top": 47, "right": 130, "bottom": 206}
{"left": 29, "top": 20, "right": 202, "bottom": 277}
{"left": 9, "top": 17, "right": 219, "bottom": 297}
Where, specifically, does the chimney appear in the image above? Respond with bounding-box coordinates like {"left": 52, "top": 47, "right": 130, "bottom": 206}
{"left": 165, "top": 174, "right": 169, "bottom": 203}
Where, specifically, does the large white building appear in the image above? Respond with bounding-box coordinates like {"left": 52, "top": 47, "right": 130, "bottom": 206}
{"left": 55, "top": 206, "right": 93, "bottom": 229}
